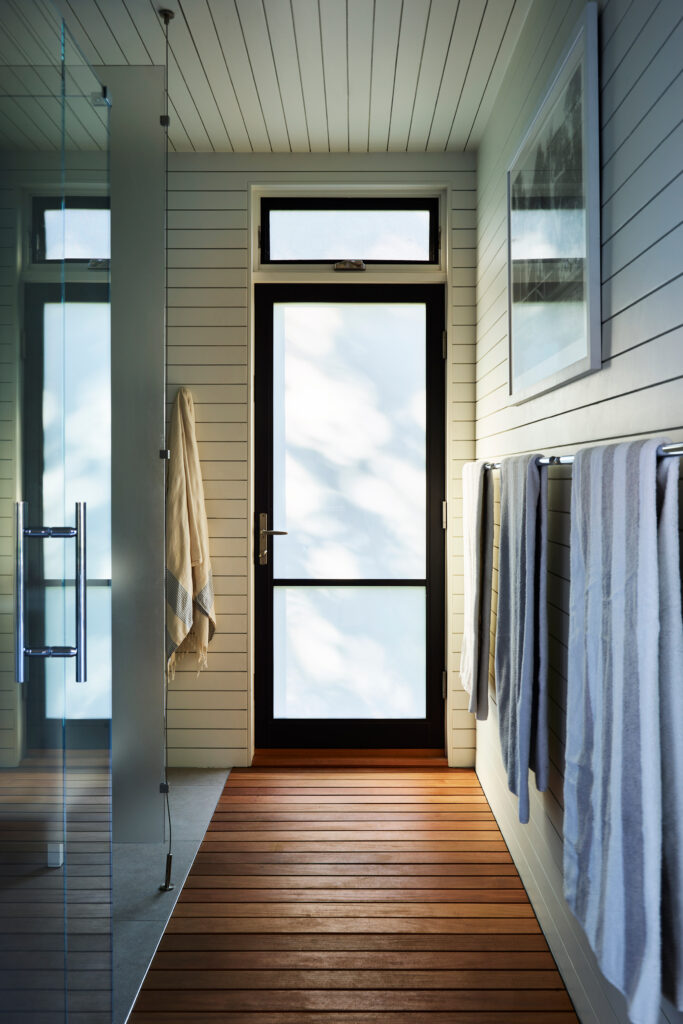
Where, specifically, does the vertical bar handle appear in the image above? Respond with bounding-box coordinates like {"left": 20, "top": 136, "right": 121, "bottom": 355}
{"left": 15, "top": 502, "right": 26, "bottom": 684}
{"left": 75, "top": 502, "right": 86, "bottom": 683}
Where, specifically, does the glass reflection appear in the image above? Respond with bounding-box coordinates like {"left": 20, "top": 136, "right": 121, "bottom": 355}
{"left": 269, "top": 209, "right": 430, "bottom": 261}
{"left": 272, "top": 303, "right": 426, "bottom": 580}
{"left": 45, "top": 207, "right": 110, "bottom": 260}
{"left": 274, "top": 586, "right": 426, "bottom": 719}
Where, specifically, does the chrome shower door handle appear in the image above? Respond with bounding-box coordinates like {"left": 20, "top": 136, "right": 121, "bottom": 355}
{"left": 15, "top": 502, "right": 26, "bottom": 683}
{"left": 258, "top": 512, "right": 288, "bottom": 566}
{"left": 14, "top": 500, "right": 87, "bottom": 683}
{"left": 75, "top": 502, "right": 86, "bottom": 683}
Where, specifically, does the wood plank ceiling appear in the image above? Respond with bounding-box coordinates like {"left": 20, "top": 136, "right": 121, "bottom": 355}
{"left": 0, "top": 0, "right": 533, "bottom": 153}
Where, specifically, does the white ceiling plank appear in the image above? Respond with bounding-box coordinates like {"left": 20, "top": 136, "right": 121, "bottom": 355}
{"left": 446, "top": 0, "right": 515, "bottom": 149}
{"left": 387, "top": 0, "right": 430, "bottom": 152}
{"left": 291, "top": 0, "right": 328, "bottom": 152}
{"left": 0, "top": 95, "right": 54, "bottom": 147}
{"left": 0, "top": 59, "right": 62, "bottom": 99}
{"left": 263, "top": 0, "right": 310, "bottom": 152}
{"left": 120, "top": 3, "right": 197, "bottom": 149}
{"left": 19, "top": 97, "right": 66, "bottom": 147}
{"left": 121, "top": 2, "right": 211, "bottom": 152}
{"left": 92, "top": 0, "right": 152, "bottom": 64}
{"left": 319, "top": 0, "right": 348, "bottom": 152}
{"left": 407, "top": 0, "right": 459, "bottom": 151}
{"left": 0, "top": 100, "right": 41, "bottom": 148}
{"left": 63, "top": 0, "right": 128, "bottom": 64}
{"left": 119, "top": 0, "right": 166, "bottom": 64}
{"left": 64, "top": 96, "right": 107, "bottom": 149}
{"left": 347, "top": 0, "right": 373, "bottom": 152}
{"left": 367, "top": 0, "right": 401, "bottom": 151}
{"left": 207, "top": 0, "right": 271, "bottom": 152}
{"left": 167, "top": 97, "right": 193, "bottom": 153}
{"left": 165, "top": 4, "right": 234, "bottom": 152}
{"left": 181, "top": 0, "right": 252, "bottom": 152}
{"left": 465, "top": 0, "right": 531, "bottom": 149}
{"left": 426, "top": 0, "right": 485, "bottom": 151}
{"left": 167, "top": 50, "right": 211, "bottom": 151}
{"left": 235, "top": 0, "right": 291, "bottom": 152}
{"left": 1, "top": 0, "right": 61, "bottom": 66}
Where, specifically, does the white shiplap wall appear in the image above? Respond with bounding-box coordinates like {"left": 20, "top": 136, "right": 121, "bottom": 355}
{"left": 474, "top": 1, "right": 683, "bottom": 1021}
{"left": 165, "top": 151, "right": 477, "bottom": 768}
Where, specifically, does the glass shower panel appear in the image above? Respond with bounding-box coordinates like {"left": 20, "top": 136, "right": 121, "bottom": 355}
{"left": 0, "top": 5, "right": 112, "bottom": 1021}
{"left": 0, "top": 34, "right": 69, "bottom": 1024}
{"left": 62, "top": 26, "right": 112, "bottom": 1023}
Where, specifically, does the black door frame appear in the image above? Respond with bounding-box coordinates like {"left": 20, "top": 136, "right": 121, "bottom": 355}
{"left": 254, "top": 282, "right": 446, "bottom": 749}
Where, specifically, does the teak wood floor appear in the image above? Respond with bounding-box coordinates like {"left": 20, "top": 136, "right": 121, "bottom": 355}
{"left": 130, "top": 768, "right": 578, "bottom": 1023}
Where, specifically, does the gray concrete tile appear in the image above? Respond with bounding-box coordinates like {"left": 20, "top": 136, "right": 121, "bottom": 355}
{"left": 166, "top": 767, "right": 229, "bottom": 790}
{"left": 112, "top": 839, "right": 199, "bottom": 923}
{"left": 113, "top": 918, "right": 164, "bottom": 1024}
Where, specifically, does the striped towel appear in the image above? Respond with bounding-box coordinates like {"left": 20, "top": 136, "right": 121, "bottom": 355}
{"left": 495, "top": 454, "right": 548, "bottom": 824}
{"left": 459, "top": 460, "right": 494, "bottom": 720}
{"left": 166, "top": 387, "right": 216, "bottom": 676}
{"left": 563, "top": 439, "right": 683, "bottom": 1024}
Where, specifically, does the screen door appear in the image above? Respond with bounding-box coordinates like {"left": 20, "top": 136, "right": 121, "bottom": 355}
{"left": 255, "top": 284, "right": 445, "bottom": 747}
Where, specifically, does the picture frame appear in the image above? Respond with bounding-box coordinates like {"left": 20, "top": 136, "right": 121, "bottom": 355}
{"left": 507, "top": 3, "right": 600, "bottom": 404}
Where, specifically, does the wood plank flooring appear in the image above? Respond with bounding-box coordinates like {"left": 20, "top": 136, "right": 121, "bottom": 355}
{"left": 130, "top": 768, "right": 578, "bottom": 1023}
{"left": 0, "top": 749, "right": 111, "bottom": 1022}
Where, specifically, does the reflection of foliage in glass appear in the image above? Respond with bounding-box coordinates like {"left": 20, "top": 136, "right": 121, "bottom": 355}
{"left": 511, "top": 66, "right": 583, "bottom": 212}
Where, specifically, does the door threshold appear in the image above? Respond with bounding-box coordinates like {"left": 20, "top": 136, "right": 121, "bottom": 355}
{"left": 251, "top": 748, "right": 448, "bottom": 767}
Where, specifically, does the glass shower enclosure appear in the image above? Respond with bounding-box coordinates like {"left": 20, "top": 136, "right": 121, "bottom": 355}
{"left": 0, "top": 4, "right": 112, "bottom": 1020}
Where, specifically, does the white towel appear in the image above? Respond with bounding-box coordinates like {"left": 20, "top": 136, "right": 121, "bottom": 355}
{"left": 495, "top": 454, "right": 548, "bottom": 824}
{"left": 563, "top": 439, "right": 683, "bottom": 1024}
{"left": 166, "top": 387, "right": 216, "bottom": 676}
{"left": 459, "top": 460, "right": 494, "bottom": 720}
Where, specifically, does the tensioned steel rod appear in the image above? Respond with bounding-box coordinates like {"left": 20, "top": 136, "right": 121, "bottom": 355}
{"left": 483, "top": 442, "right": 683, "bottom": 471}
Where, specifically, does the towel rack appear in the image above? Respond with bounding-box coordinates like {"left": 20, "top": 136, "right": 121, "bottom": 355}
{"left": 483, "top": 441, "right": 683, "bottom": 471}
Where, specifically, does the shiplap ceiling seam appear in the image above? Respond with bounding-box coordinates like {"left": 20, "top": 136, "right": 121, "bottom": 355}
{"left": 1, "top": 0, "right": 533, "bottom": 152}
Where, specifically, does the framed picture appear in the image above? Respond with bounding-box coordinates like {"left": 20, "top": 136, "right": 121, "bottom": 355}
{"left": 507, "top": 3, "right": 600, "bottom": 404}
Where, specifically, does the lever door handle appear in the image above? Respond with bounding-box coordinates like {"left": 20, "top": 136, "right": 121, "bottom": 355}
{"left": 258, "top": 513, "right": 287, "bottom": 565}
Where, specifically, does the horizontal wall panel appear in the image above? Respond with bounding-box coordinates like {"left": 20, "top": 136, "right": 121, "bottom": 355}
{"left": 164, "top": 159, "right": 476, "bottom": 772}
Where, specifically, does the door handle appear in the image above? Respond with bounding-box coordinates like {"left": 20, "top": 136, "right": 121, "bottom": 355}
{"left": 75, "top": 502, "right": 86, "bottom": 683}
{"left": 258, "top": 512, "right": 287, "bottom": 566}
{"left": 14, "top": 501, "right": 87, "bottom": 683}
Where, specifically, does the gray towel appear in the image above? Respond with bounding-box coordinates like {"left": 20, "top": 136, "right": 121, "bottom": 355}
{"left": 459, "top": 460, "right": 494, "bottom": 720}
{"left": 563, "top": 439, "right": 683, "bottom": 1024}
{"left": 495, "top": 454, "right": 548, "bottom": 824}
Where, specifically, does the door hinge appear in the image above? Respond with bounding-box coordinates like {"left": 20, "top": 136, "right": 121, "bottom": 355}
{"left": 442, "top": 500, "right": 447, "bottom": 530}
{"left": 442, "top": 670, "right": 447, "bottom": 700}
{"left": 442, "top": 330, "right": 447, "bottom": 359}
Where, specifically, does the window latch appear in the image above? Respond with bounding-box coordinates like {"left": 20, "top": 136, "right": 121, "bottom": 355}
{"left": 334, "top": 259, "right": 366, "bottom": 272}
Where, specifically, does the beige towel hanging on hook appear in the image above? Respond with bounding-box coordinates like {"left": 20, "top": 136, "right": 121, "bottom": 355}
{"left": 166, "top": 387, "right": 216, "bottom": 676}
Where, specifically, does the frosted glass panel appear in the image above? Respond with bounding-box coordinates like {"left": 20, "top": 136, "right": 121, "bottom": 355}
{"left": 274, "top": 587, "right": 425, "bottom": 719}
{"left": 45, "top": 208, "right": 111, "bottom": 260}
{"left": 268, "top": 209, "right": 431, "bottom": 261}
{"left": 272, "top": 303, "right": 426, "bottom": 579}
{"left": 43, "top": 302, "right": 111, "bottom": 579}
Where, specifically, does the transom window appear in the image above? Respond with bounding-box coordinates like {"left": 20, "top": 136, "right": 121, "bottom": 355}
{"left": 32, "top": 195, "right": 110, "bottom": 263}
{"left": 260, "top": 196, "right": 439, "bottom": 265}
